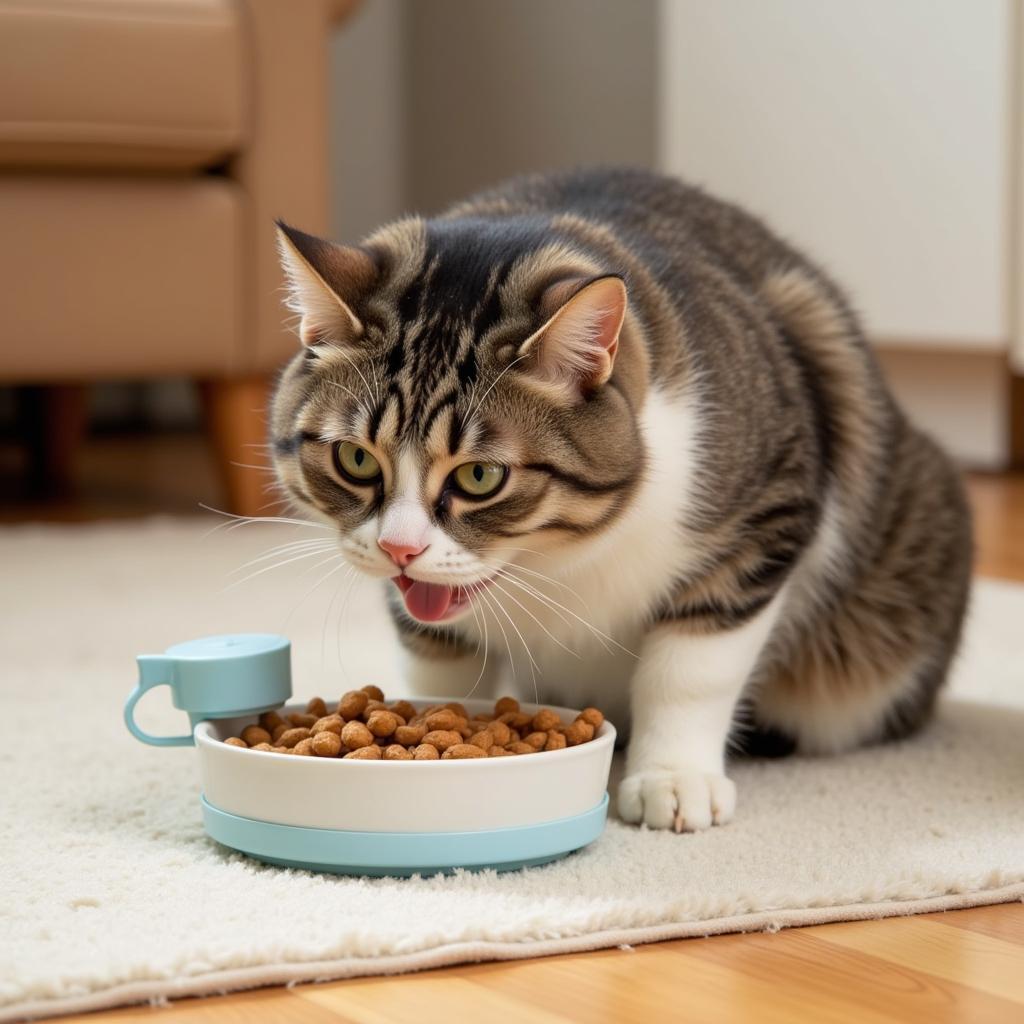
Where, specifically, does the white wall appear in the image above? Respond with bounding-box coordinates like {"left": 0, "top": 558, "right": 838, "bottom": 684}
{"left": 658, "top": 0, "right": 1013, "bottom": 350}
{"left": 329, "top": 0, "right": 407, "bottom": 242}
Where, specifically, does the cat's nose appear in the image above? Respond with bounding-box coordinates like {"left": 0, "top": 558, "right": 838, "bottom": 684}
{"left": 378, "top": 538, "right": 428, "bottom": 567}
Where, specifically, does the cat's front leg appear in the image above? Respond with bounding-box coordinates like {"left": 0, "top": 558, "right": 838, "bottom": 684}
{"left": 619, "top": 604, "right": 779, "bottom": 832}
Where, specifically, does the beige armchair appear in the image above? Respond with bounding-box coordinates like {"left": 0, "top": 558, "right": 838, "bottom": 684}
{"left": 0, "top": 0, "right": 358, "bottom": 514}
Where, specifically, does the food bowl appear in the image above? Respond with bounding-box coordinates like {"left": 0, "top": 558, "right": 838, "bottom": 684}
{"left": 196, "top": 698, "right": 614, "bottom": 876}
{"left": 125, "top": 634, "right": 614, "bottom": 876}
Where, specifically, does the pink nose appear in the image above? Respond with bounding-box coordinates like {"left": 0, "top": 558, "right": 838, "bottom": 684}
{"left": 378, "top": 537, "right": 427, "bottom": 567}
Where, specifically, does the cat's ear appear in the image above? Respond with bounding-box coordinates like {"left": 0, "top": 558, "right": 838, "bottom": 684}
{"left": 276, "top": 221, "right": 377, "bottom": 347}
{"left": 518, "top": 275, "right": 627, "bottom": 396}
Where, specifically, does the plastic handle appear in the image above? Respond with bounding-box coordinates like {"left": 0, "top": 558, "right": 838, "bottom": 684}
{"left": 124, "top": 656, "right": 194, "bottom": 747}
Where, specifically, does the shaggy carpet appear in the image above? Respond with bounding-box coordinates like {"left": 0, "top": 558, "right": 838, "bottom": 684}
{"left": 1, "top": 518, "right": 1022, "bottom": 1022}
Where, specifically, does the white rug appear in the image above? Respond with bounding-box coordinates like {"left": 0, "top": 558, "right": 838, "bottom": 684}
{"left": 1, "top": 518, "right": 1022, "bottom": 1023}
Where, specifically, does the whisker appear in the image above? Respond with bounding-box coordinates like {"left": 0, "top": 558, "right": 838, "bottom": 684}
{"left": 230, "top": 538, "right": 336, "bottom": 574}
{"left": 489, "top": 575, "right": 580, "bottom": 659}
{"left": 498, "top": 567, "right": 637, "bottom": 658}
{"left": 478, "top": 584, "right": 539, "bottom": 704}
{"left": 461, "top": 354, "right": 528, "bottom": 434}
{"left": 333, "top": 347, "right": 380, "bottom": 406}
{"left": 222, "top": 545, "right": 338, "bottom": 591}
{"left": 198, "top": 503, "right": 330, "bottom": 536}
{"left": 282, "top": 557, "right": 351, "bottom": 629}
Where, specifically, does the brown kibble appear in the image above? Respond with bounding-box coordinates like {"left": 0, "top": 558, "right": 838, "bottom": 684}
{"left": 366, "top": 710, "right": 400, "bottom": 737}
{"left": 506, "top": 741, "right": 535, "bottom": 755}
{"left": 241, "top": 725, "right": 271, "bottom": 747}
{"left": 311, "top": 714, "right": 344, "bottom": 736}
{"left": 532, "top": 709, "right": 561, "bottom": 732}
{"left": 487, "top": 720, "right": 511, "bottom": 747}
{"left": 288, "top": 712, "right": 318, "bottom": 728}
{"left": 382, "top": 743, "right": 413, "bottom": 760}
{"left": 361, "top": 684, "right": 385, "bottom": 702}
{"left": 442, "top": 743, "right": 487, "bottom": 759}
{"left": 390, "top": 700, "right": 417, "bottom": 721}
{"left": 565, "top": 720, "right": 594, "bottom": 745}
{"left": 277, "top": 727, "right": 311, "bottom": 748}
{"left": 578, "top": 707, "right": 604, "bottom": 730}
{"left": 422, "top": 729, "right": 462, "bottom": 751}
{"left": 345, "top": 744, "right": 381, "bottom": 760}
{"left": 311, "top": 731, "right": 342, "bottom": 757}
{"left": 224, "top": 736, "right": 247, "bottom": 748}
{"left": 252, "top": 742, "right": 272, "bottom": 751}
{"left": 306, "top": 697, "right": 328, "bottom": 718}
{"left": 424, "top": 709, "right": 459, "bottom": 731}
{"left": 271, "top": 746, "right": 289, "bottom": 753}
{"left": 523, "top": 731, "right": 548, "bottom": 750}
{"left": 395, "top": 723, "right": 426, "bottom": 746}
{"left": 293, "top": 737, "right": 315, "bottom": 756}
{"left": 544, "top": 731, "right": 567, "bottom": 751}
{"left": 413, "top": 743, "right": 440, "bottom": 760}
{"left": 341, "top": 720, "right": 374, "bottom": 750}
{"left": 272, "top": 723, "right": 290, "bottom": 743}
{"left": 494, "top": 696, "right": 519, "bottom": 716}
{"left": 258, "top": 710, "right": 283, "bottom": 732}
{"left": 510, "top": 712, "right": 533, "bottom": 731}
{"left": 362, "top": 699, "right": 388, "bottom": 718}
{"left": 497, "top": 712, "right": 518, "bottom": 725}
{"left": 488, "top": 744, "right": 512, "bottom": 756}
{"left": 337, "top": 690, "right": 369, "bottom": 720}
{"left": 469, "top": 730, "right": 494, "bottom": 750}
{"left": 443, "top": 702, "right": 469, "bottom": 719}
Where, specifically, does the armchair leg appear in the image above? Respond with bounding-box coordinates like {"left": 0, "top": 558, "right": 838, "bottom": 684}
{"left": 199, "top": 375, "right": 275, "bottom": 517}
{"left": 16, "top": 384, "right": 89, "bottom": 499}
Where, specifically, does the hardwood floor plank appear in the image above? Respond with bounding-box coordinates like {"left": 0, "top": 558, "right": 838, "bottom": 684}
{"left": 299, "top": 975, "right": 571, "bottom": 1023}
{"left": 71, "top": 986, "right": 349, "bottom": 1023}
{"left": 926, "top": 903, "right": 1024, "bottom": 944}
{"left": 814, "top": 917, "right": 1024, "bottom": 1005}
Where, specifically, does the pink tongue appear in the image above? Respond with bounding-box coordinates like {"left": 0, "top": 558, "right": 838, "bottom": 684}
{"left": 404, "top": 581, "right": 455, "bottom": 622}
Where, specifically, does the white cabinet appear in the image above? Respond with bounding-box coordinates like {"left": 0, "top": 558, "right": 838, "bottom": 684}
{"left": 658, "top": 0, "right": 1014, "bottom": 353}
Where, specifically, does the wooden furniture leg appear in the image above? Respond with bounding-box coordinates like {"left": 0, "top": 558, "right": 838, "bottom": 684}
{"left": 199, "top": 375, "right": 274, "bottom": 517}
{"left": 16, "top": 384, "right": 89, "bottom": 498}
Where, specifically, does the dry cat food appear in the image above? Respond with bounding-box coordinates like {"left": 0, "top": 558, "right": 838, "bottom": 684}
{"left": 221, "top": 687, "right": 605, "bottom": 760}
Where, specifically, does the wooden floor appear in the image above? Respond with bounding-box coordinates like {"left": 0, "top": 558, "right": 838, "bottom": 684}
{"left": 9, "top": 431, "right": 1024, "bottom": 1024}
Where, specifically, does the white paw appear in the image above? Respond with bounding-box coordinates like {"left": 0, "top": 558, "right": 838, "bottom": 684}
{"left": 618, "top": 768, "right": 736, "bottom": 832}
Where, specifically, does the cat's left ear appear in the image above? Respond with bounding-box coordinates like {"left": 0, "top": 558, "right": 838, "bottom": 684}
{"left": 276, "top": 221, "right": 377, "bottom": 347}
{"left": 518, "top": 275, "right": 627, "bottom": 396}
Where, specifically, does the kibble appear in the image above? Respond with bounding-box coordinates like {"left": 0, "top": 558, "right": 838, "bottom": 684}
{"left": 277, "top": 727, "right": 311, "bottom": 749}
{"left": 222, "top": 691, "right": 605, "bottom": 761}
{"left": 311, "top": 731, "right": 342, "bottom": 757}
{"left": 241, "top": 725, "right": 271, "bottom": 747}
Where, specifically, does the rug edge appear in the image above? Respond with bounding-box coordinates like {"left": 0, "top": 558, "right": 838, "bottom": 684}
{"left": 3, "top": 881, "right": 1022, "bottom": 1023}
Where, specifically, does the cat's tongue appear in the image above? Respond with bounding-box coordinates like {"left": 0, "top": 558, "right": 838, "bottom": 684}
{"left": 402, "top": 580, "right": 455, "bottom": 621}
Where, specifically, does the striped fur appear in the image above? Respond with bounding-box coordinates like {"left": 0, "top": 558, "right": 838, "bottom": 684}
{"left": 271, "top": 168, "right": 972, "bottom": 830}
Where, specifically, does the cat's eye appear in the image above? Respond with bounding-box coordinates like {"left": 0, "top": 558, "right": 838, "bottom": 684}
{"left": 333, "top": 441, "right": 381, "bottom": 484}
{"left": 452, "top": 462, "right": 506, "bottom": 498}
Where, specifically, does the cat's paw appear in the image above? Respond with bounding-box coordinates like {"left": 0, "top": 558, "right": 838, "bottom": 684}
{"left": 617, "top": 767, "right": 736, "bottom": 832}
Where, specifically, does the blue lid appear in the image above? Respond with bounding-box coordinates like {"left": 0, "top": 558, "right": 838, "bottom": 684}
{"left": 165, "top": 634, "right": 290, "bottom": 661}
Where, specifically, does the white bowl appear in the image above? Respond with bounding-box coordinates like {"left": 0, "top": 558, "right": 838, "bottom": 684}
{"left": 196, "top": 698, "right": 616, "bottom": 834}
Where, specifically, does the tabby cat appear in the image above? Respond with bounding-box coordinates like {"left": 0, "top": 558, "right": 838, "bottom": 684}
{"left": 271, "top": 168, "right": 971, "bottom": 832}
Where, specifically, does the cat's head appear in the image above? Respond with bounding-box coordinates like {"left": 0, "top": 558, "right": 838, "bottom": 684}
{"left": 270, "top": 215, "right": 646, "bottom": 625}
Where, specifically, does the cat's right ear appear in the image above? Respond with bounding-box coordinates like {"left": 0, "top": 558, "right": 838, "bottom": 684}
{"left": 276, "top": 221, "right": 377, "bottom": 347}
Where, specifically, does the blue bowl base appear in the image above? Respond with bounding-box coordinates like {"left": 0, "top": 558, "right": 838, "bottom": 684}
{"left": 201, "top": 793, "right": 608, "bottom": 877}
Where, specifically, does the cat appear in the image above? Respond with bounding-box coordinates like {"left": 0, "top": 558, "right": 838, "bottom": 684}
{"left": 270, "top": 167, "right": 972, "bottom": 832}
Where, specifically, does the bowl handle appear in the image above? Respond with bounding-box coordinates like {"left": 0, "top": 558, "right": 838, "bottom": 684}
{"left": 124, "top": 656, "right": 195, "bottom": 747}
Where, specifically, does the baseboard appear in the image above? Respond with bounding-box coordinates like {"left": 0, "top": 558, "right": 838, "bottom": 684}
{"left": 874, "top": 348, "right": 1010, "bottom": 470}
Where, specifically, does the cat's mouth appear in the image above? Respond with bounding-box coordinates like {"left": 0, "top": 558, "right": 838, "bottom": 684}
{"left": 393, "top": 573, "right": 494, "bottom": 622}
